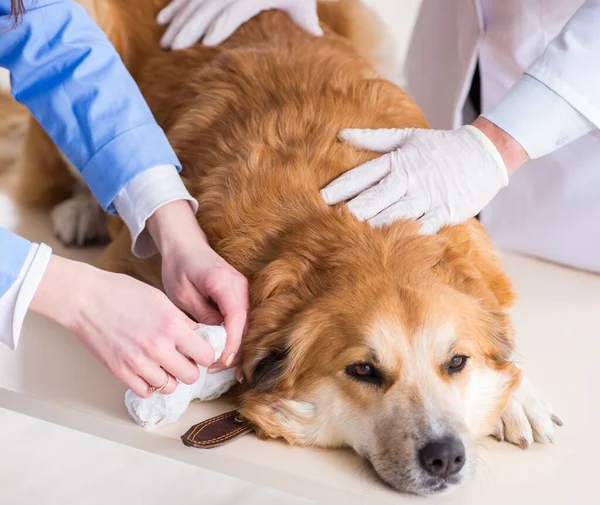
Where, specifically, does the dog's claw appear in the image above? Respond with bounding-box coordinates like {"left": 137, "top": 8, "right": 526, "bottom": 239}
{"left": 518, "top": 437, "right": 530, "bottom": 450}
{"left": 499, "top": 376, "right": 557, "bottom": 448}
{"left": 551, "top": 414, "right": 563, "bottom": 427}
{"left": 492, "top": 423, "right": 504, "bottom": 442}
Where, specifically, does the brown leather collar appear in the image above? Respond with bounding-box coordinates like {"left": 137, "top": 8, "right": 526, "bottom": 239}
{"left": 182, "top": 410, "right": 254, "bottom": 449}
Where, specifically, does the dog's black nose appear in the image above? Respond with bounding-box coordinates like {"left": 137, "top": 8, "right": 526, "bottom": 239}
{"left": 418, "top": 436, "right": 466, "bottom": 479}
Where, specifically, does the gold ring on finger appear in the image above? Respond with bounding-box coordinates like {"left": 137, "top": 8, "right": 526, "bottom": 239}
{"left": 156, "top": 373, "right": 170, "bottom": 393}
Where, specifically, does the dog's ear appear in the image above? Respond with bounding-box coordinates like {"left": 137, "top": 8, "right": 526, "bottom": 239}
{"left": 243, "top": 256, "right": 314, "bottom": 390}
{"left": 250, "top": 347, "right": 289, "bottom": 392}
{"left": 435, "top": 220, "right": 515, "bottom": 310}
{"left": 251, "top": 253, "right": 322, "bottom": 306}
{"left": 434, "top": 221, "right": 517, "bottom": 360}
{"left": 241, "top": 346, "right": 319, "bottom": 446}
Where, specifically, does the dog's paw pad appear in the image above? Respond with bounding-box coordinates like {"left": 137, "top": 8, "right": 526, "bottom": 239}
{"left": 51, "top": 192, "right": 108, "bottom": 247}
{"left": 499, "top": 376, "right": 560, "bottom": 449}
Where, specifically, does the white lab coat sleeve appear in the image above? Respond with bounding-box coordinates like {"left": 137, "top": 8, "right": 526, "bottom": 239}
{"left": 482, "top": 75, "right": 595, "bottom": 159}
{"left": 112, "top": 164, "right": 199, "bottom": 259}
{"left": 482, "top": 0, "right": 600, "bottom": 159}
{"left": 526, "top": 0, "right": 600, "bottom": 126}
{"left": 0, "top": 243, "right": 52, "bottom": 350}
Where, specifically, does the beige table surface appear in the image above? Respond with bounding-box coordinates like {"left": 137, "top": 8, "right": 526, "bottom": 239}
{"left": 0, "top": 407, "right": 312, "bottom": 505}
{"left": 1, "top": 185, "right": 600, "bottom": 505}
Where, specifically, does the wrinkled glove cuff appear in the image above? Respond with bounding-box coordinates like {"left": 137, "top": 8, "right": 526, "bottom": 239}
{"left": 461, "top": 125, "right": 509, "bottom": 187}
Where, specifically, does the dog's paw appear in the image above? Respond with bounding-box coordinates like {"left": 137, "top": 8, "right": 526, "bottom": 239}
{"left": 51, "top": 192, "right": 108, "bottom": 247}
{"left": 494, "top": 376, "right": 562, "bottom": 449}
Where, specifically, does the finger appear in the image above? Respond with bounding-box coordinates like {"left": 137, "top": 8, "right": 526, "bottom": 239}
{"left": 208, "top": 348, "right": 240, "bottom": 373}
{"left": 321, "top": 155, "right": 393, "bottom": 204}
{"left": 138, "top": 363, "right": 178, "bottom": 396}
{"left": 120, "top": 368, "right": 152, "bottom": 399}
{"left": 236, "top": 367, "right": 244, "bottom": 384}
{"left": 170, "top": 0, "right": 229, "bottom": 50}
{"left": 157, "top": 0, "right": 196, "bottom": 25}
{"left": 229, "top": 352, "right": 241, "bottom": 368}
{"left": 161, "top": 0, "right": 221, "bottom": 49}
{"left": 180, "top": 294, "right": 224, "bottom": 326}
{"left": 417, "top": 207, "right": 449, "bottom": 235}
{"left": 368, "top": 197, "right": 425, "bottom": 228}
{"left": 221, "top": 309, "right": 247, "bottom": 366}
{"left": 286, "top": 2, "right": 324, "bottom": 37}
{"left": 158, "top": 347, "right": 203, "bottom": 384}
{"left": 208, "top": 363, "right": 226, "bottom": 374}
{"left": 201, "top": 0, "right": 265, "bottom": 46}
{"left": 168, "top": 277, "right": 223, "bottom": 326}
{"left": 161, "top": 373, "right": 177, "bottom": 395}
{"left": 339, "top": 128, "right": 416, "bottom": 153}
{"left": 160, "top": 6, "right": 195, "bottom": 49}
{"left": 176, "top": 327, "right": 216, "bottom": 368}
{"left": 205, "top": 275, "right": 248, "bottom": 366}
{"left": 346, "top": 169, "right": 409, "bottom": 222}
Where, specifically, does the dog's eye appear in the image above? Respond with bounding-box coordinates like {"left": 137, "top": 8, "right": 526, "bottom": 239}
{"left": 345, "top": 363, "right": 382, "bottom": 385}
{"left": 447, "top": 355, "right": 469, "bottom": 375}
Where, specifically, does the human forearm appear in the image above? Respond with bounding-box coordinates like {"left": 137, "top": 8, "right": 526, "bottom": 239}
{"left": 112, "top": 166, "right": 199, "bottom": 258}
{"left": 28, "top": 255, "right": 84, "bottom": 330}
{"left": 29, "top": 253, "right": 215, "bottom": 397}
{"left": 471, "top": 117, "right": 529, "bottom": 176}
{"left": 146, "top": 200, "right": 209, "bottom": 257}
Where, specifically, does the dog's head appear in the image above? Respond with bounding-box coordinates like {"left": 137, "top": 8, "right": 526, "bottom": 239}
{"left": 240, "top": 217, "right": 520, "bottom": 495}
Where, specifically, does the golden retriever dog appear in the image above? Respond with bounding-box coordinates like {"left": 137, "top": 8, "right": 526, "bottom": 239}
{"left": 0, "top": 92, "right": 27, "bottom": 186}
{"left": 14, "top": 0, "right": 559, "bottom": 495}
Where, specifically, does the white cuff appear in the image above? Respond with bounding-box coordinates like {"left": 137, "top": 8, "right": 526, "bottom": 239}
{"left": 482, "top": 75, "right": 595, "bottom": 159}
{"left": 0, "top": 243, "right": 52, "bottom": 350}
{"left": 112, "top": 165, "right": 199, "bottom": 258}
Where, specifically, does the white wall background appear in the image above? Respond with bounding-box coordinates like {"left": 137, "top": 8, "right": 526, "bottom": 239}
{"left": 363, "top": 0, "right": 422, "bottom": 77}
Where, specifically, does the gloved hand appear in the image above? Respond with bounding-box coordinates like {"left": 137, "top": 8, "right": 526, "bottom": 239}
{"left": 321, "top": 125, "right": 510, "bottom": 234}
{"left": 158, "top": 0, "right": 323, "bottom": 50}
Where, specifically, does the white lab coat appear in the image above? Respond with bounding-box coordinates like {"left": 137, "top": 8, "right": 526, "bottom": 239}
{"left": 404, "top": 0, "right": 600, "bottom": 273}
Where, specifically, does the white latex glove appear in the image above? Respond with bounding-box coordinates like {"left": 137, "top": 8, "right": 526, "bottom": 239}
{"left": 321, "top": 126, "right": 509, "bottom": 234}
{"left": 158, "top": 0, "right": 323, "bottom": 50}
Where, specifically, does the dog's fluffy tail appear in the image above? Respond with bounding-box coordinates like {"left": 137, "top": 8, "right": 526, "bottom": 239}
{"left": 318, "top": 0, "right": 398, "bottom": 82}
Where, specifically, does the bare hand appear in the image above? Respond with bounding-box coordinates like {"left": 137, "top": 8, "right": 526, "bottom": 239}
{"left": 30, "top": 255, "right": 215, "bottom": 397}
{"left": 147, "top": 201, "right": 249, "bottom": 368}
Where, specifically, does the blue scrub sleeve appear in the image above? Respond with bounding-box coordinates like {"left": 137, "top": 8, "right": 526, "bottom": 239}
{"left": 0, "top": 0, "right": 181, "bottom": 213}
{"left": 0, "top": 228, "right": 31, "bottom": 299}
